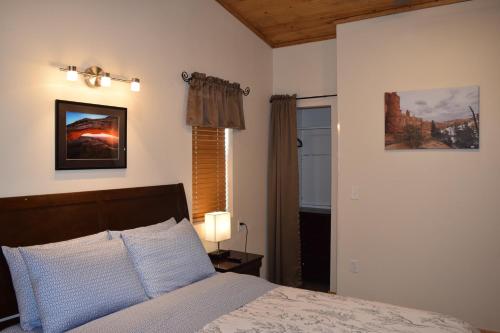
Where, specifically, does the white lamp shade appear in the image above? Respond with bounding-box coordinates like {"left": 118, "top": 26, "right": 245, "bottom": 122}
{"left": 204, "top": 211, "right": 231, "bottom": 243}
{"left": 130, "top": 78, "right": 140, "bottom": 92}
{"left": 66, "top": 66, "right": 78, "bottom": 81}
{"left": 101, "top": 73, "right": 111, "bottom": 87}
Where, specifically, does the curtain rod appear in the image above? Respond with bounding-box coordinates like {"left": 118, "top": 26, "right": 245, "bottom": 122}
{"left": 269, "top": 93, "right": 337, "bottom": 103}
{"left": 296, "top": 94, "right": 337, "bottom": 100}
{"left": 181, "top": 71, "right": 250, "bottom": 96}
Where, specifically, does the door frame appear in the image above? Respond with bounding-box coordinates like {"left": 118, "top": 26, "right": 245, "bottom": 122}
{"left": 296, "top": 97, "right": 338, "bottom": 293}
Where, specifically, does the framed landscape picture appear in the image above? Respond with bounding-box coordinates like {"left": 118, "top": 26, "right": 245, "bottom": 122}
{"left": 55, "top": 100, "right": 127, "bottom": 169}
{"left": 385, "top": 86, "right": 479, "bottom": 150}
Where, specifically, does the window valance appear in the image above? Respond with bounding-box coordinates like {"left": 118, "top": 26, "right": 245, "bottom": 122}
{"left": 186, "top": 72, "right": 246, "bottom": 130}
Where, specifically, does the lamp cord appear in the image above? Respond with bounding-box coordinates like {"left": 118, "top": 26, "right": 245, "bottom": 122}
{"left": 240, "top": 222, "right": 248, "bottom": 253}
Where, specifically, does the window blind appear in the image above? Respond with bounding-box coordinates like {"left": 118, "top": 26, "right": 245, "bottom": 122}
{"left": 192, "top": 127, "right": 227, "bottom": 223}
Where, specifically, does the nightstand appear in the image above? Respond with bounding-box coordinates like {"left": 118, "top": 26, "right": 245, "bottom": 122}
{"left": 210, "top": 250, "right": 263, "bottom": 277}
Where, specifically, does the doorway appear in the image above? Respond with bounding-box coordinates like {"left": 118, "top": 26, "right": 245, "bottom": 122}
{"left": 297, "top": 106, "right": 332, "bottom": 292}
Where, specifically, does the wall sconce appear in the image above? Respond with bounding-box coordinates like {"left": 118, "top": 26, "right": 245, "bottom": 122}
{"left": 101, "top": 72, "right": 111, "bottom": 87}
{"left": 130, "top": 78, "right": 140, "bottom": 92}
{"left": 66, "top": 66, "right": 78, "bottom": 81}
{"left": 59, "top": 65, "right": 141, "bottom": 92}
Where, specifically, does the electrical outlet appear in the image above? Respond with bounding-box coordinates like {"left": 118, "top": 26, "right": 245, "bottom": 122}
{"left": 351, "top": 186, "right": 360, "bottom": 200}
{"left": 350, "top": 259, "right": 360, "bottom": 273}
{"left": 238, "top": 220, "right": 243, "bottom": 232}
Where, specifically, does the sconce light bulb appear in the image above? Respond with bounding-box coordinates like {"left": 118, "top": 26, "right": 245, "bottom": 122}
{"left": 101, "top": 72, "right": 111, "bottom": 87}
{"left": 66, "top": 66, "right": 78, "bottom": 81}
{"left": 130, "top": 78, "right": 140, "bottom": 92}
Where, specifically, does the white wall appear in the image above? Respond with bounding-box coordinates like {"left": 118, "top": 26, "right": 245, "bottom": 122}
{"left": 273, "top": 40, "right": 336, "bottom": 97}
{"left": 273, "top": 40, "right": 338, "bottom": 292}
{"left": 337, "top": 0, "right": 500, "bottom": 330}
{"left": 0, "top": 0, "right": 272, "bottom": 276}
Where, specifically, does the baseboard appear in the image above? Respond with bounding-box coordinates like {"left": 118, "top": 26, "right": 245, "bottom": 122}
{"left": 480, "top": 329, "right": 500, "bottom": 333}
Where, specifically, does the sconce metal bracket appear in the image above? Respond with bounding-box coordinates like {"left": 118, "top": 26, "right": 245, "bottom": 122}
{"left": 84, "top": 66, "right": 104, "bottom": 88}
{"left": 59, "top": 65, "right": 136, "bottom": 85}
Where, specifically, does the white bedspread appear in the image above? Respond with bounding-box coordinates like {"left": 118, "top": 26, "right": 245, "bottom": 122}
{"left": 1, "top": 273, "right": 478, "bottom": 333}
{"left": 199, "top": 286, "right": 478, "bottom": 333}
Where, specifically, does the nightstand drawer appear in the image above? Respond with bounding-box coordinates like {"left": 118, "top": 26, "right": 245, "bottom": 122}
{"left": 210, "top": 250, "right": 263, "bottom": 277}
{"left": 222, "top": 260, "right": 261, "bottom": 277}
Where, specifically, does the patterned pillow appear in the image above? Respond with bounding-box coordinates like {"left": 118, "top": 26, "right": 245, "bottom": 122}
{"left": 1, "top": 232, "right": 109, "bottom": 331}
{"left": 19, "top": 239, "right": 147, "bottom": 333}
{"left": 122, "top": 219, "right": 215, "bottom": 298}
{"left": 108, "top": 217, "right": 177, "bottom": 239}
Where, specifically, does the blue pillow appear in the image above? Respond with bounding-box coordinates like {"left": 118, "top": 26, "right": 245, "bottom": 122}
{"left": 108, "top": 217, "right": 177, "bottom": 239}
{"left": 122, "top": 219, "right": 215, "bottom": 298}
{"left": 1, "top": 232, "right": 108, "bottom": 331}
{"left": 19, "top": 239, "right": 147, "bottom": 333}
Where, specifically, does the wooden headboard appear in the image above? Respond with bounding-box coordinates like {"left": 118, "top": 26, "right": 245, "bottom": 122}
{"left": 0, "top": 184, "right": 189, "bottom": 328}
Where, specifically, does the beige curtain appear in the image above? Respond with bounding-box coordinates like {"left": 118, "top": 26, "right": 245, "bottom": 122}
{"left": 267, "top": 94, "right": 302, "bottom": 287}
{"left": 186, "top": 72, "right": 245, "bottom": 129}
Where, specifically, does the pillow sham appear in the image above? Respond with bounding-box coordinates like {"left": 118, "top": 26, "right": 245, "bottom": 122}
{"left": 108, "top": 217, "right": 177, "bottom": 239}
{"left": 19, "top": 239, "right": 147, "bottom": 333}
{"left": 122, "top": 219, "right": 215, "bottom": 298}
{"left": 1, "top": 231, "right": 108, "bottom": 331}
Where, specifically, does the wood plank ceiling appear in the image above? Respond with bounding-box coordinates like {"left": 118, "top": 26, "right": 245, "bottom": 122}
{"left": 215, "top": 0, "right": 469, "bottom": 48}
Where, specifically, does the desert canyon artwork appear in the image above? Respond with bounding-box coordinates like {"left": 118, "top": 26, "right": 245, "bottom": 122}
{"left": 385, "top": 86, "right": 479, "bottom": 150}
{"left": 66, "top": 112, "right": 120, "bottom": 159}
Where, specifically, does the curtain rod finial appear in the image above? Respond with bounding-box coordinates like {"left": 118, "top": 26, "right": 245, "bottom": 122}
{"left": 181, "top": 71, "right": 191, "bottom": 83}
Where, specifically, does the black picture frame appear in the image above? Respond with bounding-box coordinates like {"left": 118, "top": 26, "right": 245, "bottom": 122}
{"left": 55, "top": 100, "right": 127, "bottom": 170}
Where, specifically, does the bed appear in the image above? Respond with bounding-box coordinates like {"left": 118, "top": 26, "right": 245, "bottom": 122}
{"left": 0, "top": 184, "right": 478, "bottom": 333}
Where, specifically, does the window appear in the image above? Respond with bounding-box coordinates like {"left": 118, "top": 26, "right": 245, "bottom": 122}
{"left": 192, "top": 127, "right": 227, "bottom": 223}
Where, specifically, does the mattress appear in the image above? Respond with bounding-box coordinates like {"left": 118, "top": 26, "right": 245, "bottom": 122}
{"left": 199, "top": 285, "right": 478, "bottom": 333}
{"left": 1, "top": 272, "right": 478, "bottom": 333}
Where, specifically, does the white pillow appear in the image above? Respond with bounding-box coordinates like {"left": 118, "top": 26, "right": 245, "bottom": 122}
{"left": 20, "top": 239, "right": 147, "bottom": 333}
{"left": 122, "top": 219, "right": 215, "bottom": 298}
{"left": 1, "top": 232, "right": 109, "bottom": 331}
{"left": 108, "top": 217, "right": 177, "bottom": 239}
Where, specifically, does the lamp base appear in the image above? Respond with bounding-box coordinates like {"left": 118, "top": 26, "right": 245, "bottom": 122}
{"left": 208, "top": 249, "right": 230, "bottom": 260}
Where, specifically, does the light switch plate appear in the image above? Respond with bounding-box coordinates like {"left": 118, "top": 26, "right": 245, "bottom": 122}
{"left": 350, "top": 259, "right": 360, "bottom": 273}
{"left": 351, "top": 186, "right": 360, "bottom": 200}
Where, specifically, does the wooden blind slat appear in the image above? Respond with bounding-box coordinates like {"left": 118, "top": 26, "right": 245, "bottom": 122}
{"left": 192, "top": 126, "right": 227, "bottom": 223}
{"left": 193, "top": 162, "right": 225, "bottom": 167}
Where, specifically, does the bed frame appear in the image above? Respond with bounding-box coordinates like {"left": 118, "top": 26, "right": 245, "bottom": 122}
{"left": 0, "top": 184, "right": 189, "bottom": 329}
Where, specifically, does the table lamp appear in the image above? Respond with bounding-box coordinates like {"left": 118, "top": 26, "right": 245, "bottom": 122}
{"left": 204, "top": 211, "right": 231, "bottom": 259}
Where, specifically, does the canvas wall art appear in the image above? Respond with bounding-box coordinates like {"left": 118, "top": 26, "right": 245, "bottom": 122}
{"left": 385, "top": 86, "right": 479, "bottom": 150}
{"left": 56, "top": 100, "right": 127, "bottom": 169}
